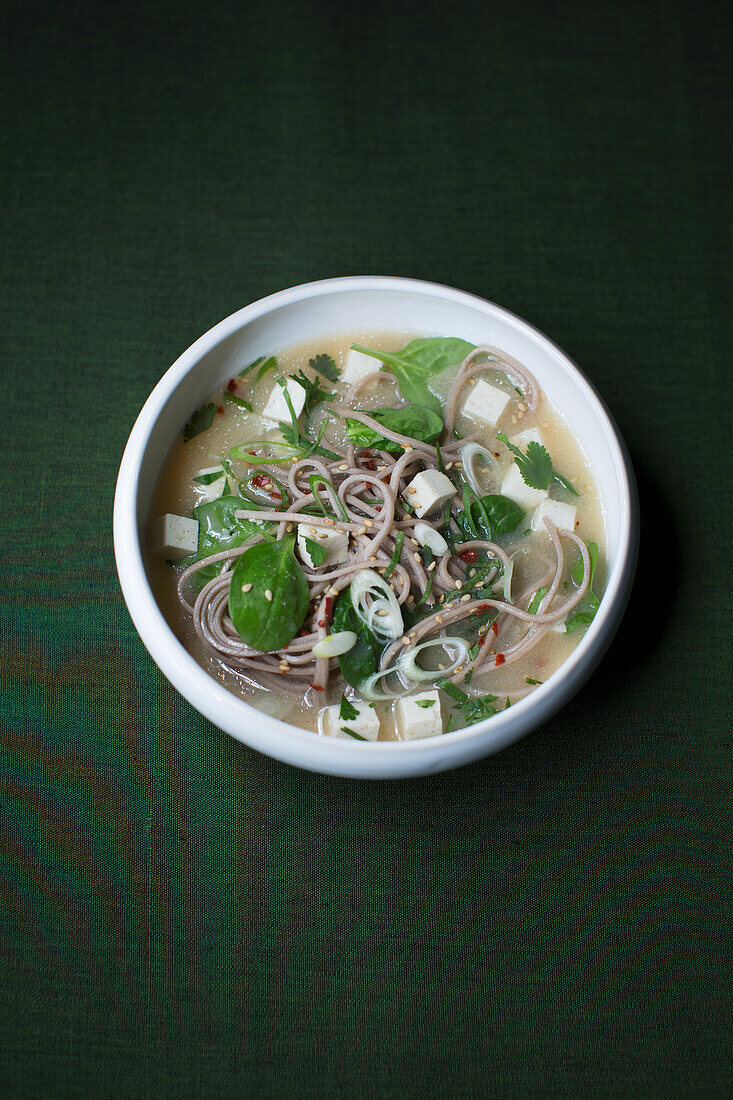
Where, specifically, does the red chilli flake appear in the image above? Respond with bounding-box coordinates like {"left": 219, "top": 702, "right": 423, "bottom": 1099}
{"left": 251, "top": 473, "right": 270, "bottom": 488}
{"left": 227, "top": 378, "right": 238, "bottom": 392}
{"left": 363, "top": 458, "right": 377, "bottom": 471}
{"left": 217, "top": 405, "right": 224, "bottom": 415}
{"left": 317, "top": 620, "right": 325, "bottom": 628}
{"left": 477, "top": 637, "right": 486, "bottom": 648}
{"left": 324, "top": 597, "right": 334, "bottom": 621}
{"left": 460, "top": 549, "right": 478, "bottom": 563}
{"left": 495, "top": 653, "right": 506, "bottom": 666}
{"left": 492, "top": 622, "right": 499, "bottom": 635}
{"left": 300, "top": 629, "right": 310, "bottom": 637}
{"left": 308, "top": 683, "right": 324, "bottom": 692}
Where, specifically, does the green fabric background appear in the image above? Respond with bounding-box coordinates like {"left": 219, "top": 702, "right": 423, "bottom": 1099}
{"left": 2, "top": 0, "right": 731, "bottom": 1096}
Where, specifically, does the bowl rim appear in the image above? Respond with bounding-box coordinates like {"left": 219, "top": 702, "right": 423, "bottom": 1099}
{"left": 113, "top": 276, "right": 638, "bottom": 773}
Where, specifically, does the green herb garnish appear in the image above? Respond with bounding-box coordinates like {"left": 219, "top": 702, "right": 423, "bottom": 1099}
{"left": 290, "top": 369, "right": 334, "bottom": 419}
{"left": 416, "top": 699, "right": 436, "bottom": 708}
{"left": 565, "top": 541, "right": 600, "bottom": 634}
{"left": 351, "top": 338, "right": 475, "bottom": 414}
{"left": 527, "top": 586, "right": 548, "bottom": 615}
{"left": 192, "top": 469, "right": 224, "bottom": 486}
{"left": 341, "top": 726, "right": 367, "bottom": 741}
{"left": 339, "top": 695, "right": 359, "bottom": 721}
{"left": 183, "top": 403, "right": 216, "bottom": 442}
{"left": 384, "top": 531, "right": 404, "bottom": 579}
{"left": 436, "top": 678, "right": 499, "bottom": 725}
{"left": 525, "top": 677, "right": 543, "bottom": 685}
{"left": 496, "top": 432, "right": 578, "bottom": 496}
{"left": 309, "top": 353, "right": 340, "bottom": 382}
{"left": 224, "top": 393, "right": 253, "bottom": 411}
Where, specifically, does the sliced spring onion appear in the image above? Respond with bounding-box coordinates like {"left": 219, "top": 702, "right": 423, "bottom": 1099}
{"left": 413, "top": 522, "right": 449, "bottom": 556}
{"left": 230, "top": 441, "right": 304, "bottom": 464}
{"left": 397, "top": 636, "right": 469, "bottom": 682}
{"left": 459, "top": 442, "right": 500, "bottom": 498}
{"left": 308, "top": 474, "right": 349, "bottom": 522}
{"left": 384, "top": 531, "right": 404, "bottom": 579}
{"left": 502, "top": 550, "right": 519, "bottom": 604}
{"left": 360, "top": 667, "right": 407, "bottom": 701}
{"left": 312, "top": 631, "right": 357, "bottom": 659}
{"left": 350, "top": 569, "right": 404, "bottom": 642}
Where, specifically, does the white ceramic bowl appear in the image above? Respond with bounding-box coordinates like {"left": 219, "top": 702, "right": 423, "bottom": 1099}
{"left": 114, "top": 277, "right": 638, "bottom": 778}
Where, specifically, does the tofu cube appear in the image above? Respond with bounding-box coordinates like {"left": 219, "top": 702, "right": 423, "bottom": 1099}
{"left": 342, "top": 348, "right": 383, "bottom": 385}
{"left": 404, "top": 470, "right": 456, "bottom": 518}
{"left": 193, "top": 465, "right": 225, "bottom": 503}
{"left": 500, "top": 463, "right": 548, "bottom": 510}
{"left": 151, "top": 514, "right": 199, "bottom": 557}
{"left": 320, "top": 701, "right": 380, "bottom": 741}
{"left": 393, "top": 690, "right": 443, "bottom": 740}
{"left": 531, "top": 498, "right": 577, "bottom": 533}
{"left": 550, "top": 618, "right": 568, "bottom": 634}
{"left": 297, "top": 523, "right": 349, "bottom": 569}
{"left": 509, "top": 427, "right": 544, "bottom": 450}
{"left": 461, "top": 378, "right": 511, "bottom": 427}
{"left": 261, "top": 377, "right": 306, "bottom": 425}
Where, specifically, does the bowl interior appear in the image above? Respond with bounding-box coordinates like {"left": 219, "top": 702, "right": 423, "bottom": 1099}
{"left": 117, "top": 278, "right": 635, "bottom": 778}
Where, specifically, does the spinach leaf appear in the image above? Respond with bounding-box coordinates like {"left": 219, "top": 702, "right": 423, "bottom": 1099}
{"left": 565, "top": 541, "right": 600, "bottom": 634}
{"left": 192, "top": 469, "right": 224, "bottom": 486}
{"left": 178, "top": 496, "right": 274, "bottom": 587}
{"left": 309, "top": 353, "right": 340, "bottom": 382}
{"left": 351, "top": 337, "right": 474, "bottom": 413}
{"left": 453, "top": 494, "right": 524, "bottom": 541}
{"left": 183, "top": 403, "right": 216, "bottom": 442}
{"left": 345, "top": 405, "right": 443, "bottom": 452}
{"left": 332, "top": 586, "right": 383, "bottom": 688}
{"left": 228, "top": 535, "right": 309, "bottom": 651}
{"left": 527, "top": 586, "right": 548, "bottom": 615}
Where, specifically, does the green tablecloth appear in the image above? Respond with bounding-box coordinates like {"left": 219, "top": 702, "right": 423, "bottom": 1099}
{"left": 3, "top": 1, "right": 731, "bottom": 1096}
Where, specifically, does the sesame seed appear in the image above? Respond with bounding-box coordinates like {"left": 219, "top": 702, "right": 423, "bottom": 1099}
{"left": 377, "top": 465, "right": 388, "bottom": 472}
{"left": 436, "top": 615, "right": 444, "bottom": 624}
{"left": 404, "top": 445, "right": 413, "bottom": 452}
{"left": 338, "top": 463, "right": 348, "bottom": 471}
{"left": 328, "top": 586, "right": 339, "bottom": 596}
{"left": 241, "top": 583, "right": 253, "bottom": 592}
{"left": 455, "top": 666, "right": 464, "bottom": 674}
{"left": 427, "top": 561, "right": 436, "bottom": 571}
{"left": 410, "top": 537, "right": 418, "bottom": 545}
{"left": 376, "top": 609, "right": 388, "bottom": 616}
{"left": 407, "top": 487, "right": 417, "bottom": 494}
{"left": 265, "top": 589, "right": 273, "bottom": 601}
{"left": 446, "top": 461, "right": 454, "bottom": 470}
{"left": 356, "top": 525, "right": 366, "bottom": 535}
{"left": 364, "top": 519, "right": 373, "bottom": 528}
{"left": 325, "top": 518, "right": 335, "bottom": 526}
{"left": 454, "top": 579, "right": 463, "bottom": 590}
{"left": 402, "top": 636, "right": 410, "bottom": 645}
{"left": 369, "top": 555, "right": 377, "bottom": 562}
{"left": 379, "top": 569, "right": 386, "bottom": 575}
{"left": 413, "top": 552, "right": 421, "bottom": 562}
{"left": 460, "top": 594, "right": 471, "bottom": 602}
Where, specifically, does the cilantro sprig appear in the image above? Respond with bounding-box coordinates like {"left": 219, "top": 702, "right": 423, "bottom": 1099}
{"left": 290, "top": 369, "right": 334, "bottom": 419}
{"left": 309, "top": 354, "right": 340, "bottom": 382}
{"left": 497, "top": 432, "right": 578, "bottom": 496}
{"left": 436, "top": 678, "right": 499, "bottom": 725}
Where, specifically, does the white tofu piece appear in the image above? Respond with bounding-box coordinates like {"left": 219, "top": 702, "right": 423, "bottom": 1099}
{"left": 461, "top": 378, "right": 511, "bottom": 428}
{"left": 193, "top": 465, "right": 225, "bottom": 504}
{"left": 550, "top": 618, "right": 568, "bottom": 634}
{"left": 319, "top": 702, "right": 380, "bottom": 741}
{"left": 404, "top": 470, "right": 456, "bottom": 518}
{"left": 394, "top": 690, "right": 443, "bottom": 740}
{"left": 261, "top": 377, "right": 306, "bottom": 425}
{"left": 531, "top": 498, "right": 577, "bottom": 533}
{"left": 151, "top": 514, "right": 199, "bottom": 557}
{"left": 500, "top": 463, "right": 548, "bottom": 510}
{"left": 297, "top": 523, "right": 349, "bottom": 569}
{"left": 509, "top": 427, "right": 544, "bottom": 450}
{"left": 342, "top": 348, "right": 383, "bottom": 385}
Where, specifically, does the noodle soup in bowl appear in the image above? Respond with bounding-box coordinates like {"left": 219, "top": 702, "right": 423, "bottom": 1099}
{"left": 114, "top": 277, "right": 638, "bottom": 778}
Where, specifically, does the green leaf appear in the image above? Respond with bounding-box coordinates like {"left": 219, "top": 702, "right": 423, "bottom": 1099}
{"left": 566, "top": 541, "right": 600, "bottom": 633}
{"left": 339, "top": 695, "right": 360, "bottom": 721}
{"left": 383, "top": 531, "right": 404, "bottom": 579}
{"left": 228, "top": 535, "right": 309, "bottom": 651}
{"left": 341, "top": 726, "right": 367, "bottom": 740}
{"left": 416, "top": 699, "right": 436, "bottom": 708}
{"left": 192, "top": 469, "right": 224, "bottom": 486}
{"left": 178, "top": 496, "right": 274, "bottom": 587}
{"left": 309, "top": 353, "right": 340, "bottom": 382}
{"left": 525, "top": 677, "right": 543, "bottom": 685}
{"left": 332, "top": 586, "right": 383, "bottom": 688}
{"left": 224, "top": 393, "right": 253, "bottom": 411}
{"left": 497, "top": 432, "right": 578, "bottom": 496}
{"left": 304, "top": 537, "right": 328, "bottom": 567}
{"left": 436, "top": 677, "right": 498, "bottom": 725}
{"left": 351, "top": 338, "right": 475, "bottom": 413}
{"left": 290, "top": 369, "right": 334, "bottom": 419}
{"left": 256, "top": 356, "right": 277, "bottom": 382}
{"left": 527, "top": 586, "right": 548, "bottom": 615}
{"left": 239, "top": 356, "right": 265, "bottom": 377}
{"left": 345, "top": 405, "right": 443, "bottom": 452}
{"left": 183, "top": 403, "right": 216, "bottom": 442}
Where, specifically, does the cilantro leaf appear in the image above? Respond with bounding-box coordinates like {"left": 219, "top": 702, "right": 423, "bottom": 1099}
{"left": 339, "top": 695, "right": 360, "bottom": 721}
{"left": 304, "top": 537, "right": 328, "bottom": 567}
{"left": 290, "top": 369, "right": 334, "bottom": 419}
{"left": 183, "top": 403, "right": 216, "bottom": 442}
{"left": 416, "top": 699, "right": 436, "bottom": 708}
{"left": 224, "top": 393, "right": 253, "bottom": 411}
{"left": 435, "top": 678, "right": 498, "bottom": 725}
{"left": 279, "top": 419, "right": 340, "bottom": 462}
{"left": 309, "top": 353, "right": 340, "bottom": 382}
{"left": 497, "top": 432, "right": 578, "bottom": 496}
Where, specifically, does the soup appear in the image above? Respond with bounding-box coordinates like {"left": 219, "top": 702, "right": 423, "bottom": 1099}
{"left": 147, "top": 333, "right": 604, "bottom": 741}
